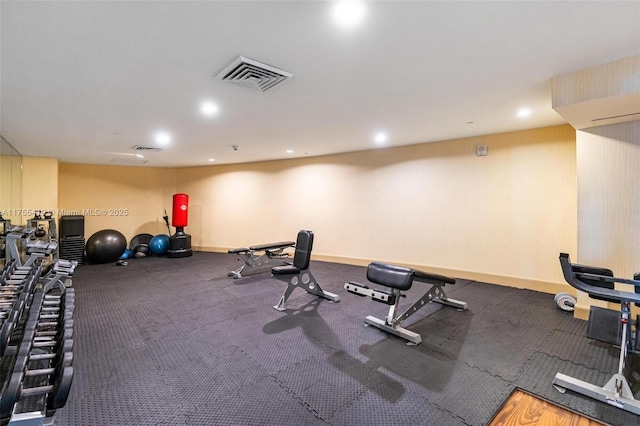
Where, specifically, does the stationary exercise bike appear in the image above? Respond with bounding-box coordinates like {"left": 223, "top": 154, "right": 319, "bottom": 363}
{"left": 555, "top": 253, "right": 640, "bottom": 415}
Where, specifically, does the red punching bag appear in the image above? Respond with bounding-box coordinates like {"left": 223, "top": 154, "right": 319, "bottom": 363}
{"left": 172, "top": 193, "right": 189, "bottom": 228}
{"left": 167, "top": 193, "right": 192, "bottom": 257}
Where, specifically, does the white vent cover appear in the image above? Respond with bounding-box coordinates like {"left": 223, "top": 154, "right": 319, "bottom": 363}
{"left": 215, "top": 56, "right": 293, "bottom": 92}
{"left": 131, "top": 145, "right": 162, "bottom": 152}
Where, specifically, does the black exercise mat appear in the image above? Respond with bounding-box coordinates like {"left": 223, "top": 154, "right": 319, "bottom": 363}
{"left": 52, "top": 252, "right": 638, "bottom": 425}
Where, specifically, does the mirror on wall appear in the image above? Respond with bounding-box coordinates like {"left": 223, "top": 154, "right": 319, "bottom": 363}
{"left": 0, "top": 136, "right": 23, "bottom": 228}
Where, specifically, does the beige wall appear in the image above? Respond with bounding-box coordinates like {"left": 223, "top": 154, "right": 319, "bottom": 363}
{"left": 58, "top": 164, "right": 177, "bottom": 241}
{"left": 575, "top": 121, "right": 640, "bottom": 319}
{"left": 0, "top": 153, "right": 23, "bottom": 226}
{"left": 22, "top": 157, "right": 59, "bottom": 220}
{"left": 50, "top": 125, "right": 577, "bottom": 294}
{"left": 178, "top": 125, "right": 577, "bottom": 293}
{"left": 2, "top": 155, "right": 56, "bottom": 229}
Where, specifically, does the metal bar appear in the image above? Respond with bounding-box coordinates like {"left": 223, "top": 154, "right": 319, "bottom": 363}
{"left": 364, "top": 315, "right": 421, "bottom": 345}
{"left": 553, "top": 373, "right": 640, "bottom": 415}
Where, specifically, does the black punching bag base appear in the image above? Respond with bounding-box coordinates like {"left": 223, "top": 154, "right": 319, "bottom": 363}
{"left": 167, "top": 230, "right": 193, "bottom": 258}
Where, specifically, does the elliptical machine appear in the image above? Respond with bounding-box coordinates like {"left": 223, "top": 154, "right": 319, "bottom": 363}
{"left": 166, "top": 193, "right": 193, "bottom": 258}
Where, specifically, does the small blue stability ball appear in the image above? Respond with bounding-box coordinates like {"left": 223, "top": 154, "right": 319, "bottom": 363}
{"left": 149, "top": 234, "right": 170, "bottom": 256}
{"left": 119, "top": 249, "right": 133, "bottom": 260}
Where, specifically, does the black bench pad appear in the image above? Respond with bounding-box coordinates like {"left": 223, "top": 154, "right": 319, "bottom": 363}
{"left": 367, "top": 262, "right": 414, "bottom": 291}
{"left": 367, "top": 262, "right": 456, "bottom": 290}
{"left": 249, "top": 241, "right": 295, "bottom": 251}
{"left": 228, "top": 247, "right": 250, "bottom": 254}
{"left": 272, "top": 265, "right": 300, "bottom": 275}
{"left": 414, "top": 269, "right": 456, "bottom": 285}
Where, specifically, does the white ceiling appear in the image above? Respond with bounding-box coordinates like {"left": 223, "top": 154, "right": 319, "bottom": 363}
{"left": 1, "top": 1, "right": 639, "bottom": 167}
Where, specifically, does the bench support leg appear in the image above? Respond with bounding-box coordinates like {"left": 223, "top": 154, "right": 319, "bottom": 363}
{"left": 273, "top": 269, "right": 339, "bottom": 312}
{"left": 364, "top": 315, "right": 422, "bottom": 345}
{"left": 228, "top": 265, "right": 245, "bottom": 279}
{"left": 346, "top": 281, "right": 468, "bottom": 345}
{"left": 229, "top": 252, "right": 290, "bottom": 279}
{"left": 396, "top": 284, "right": 468, "bottom": 324}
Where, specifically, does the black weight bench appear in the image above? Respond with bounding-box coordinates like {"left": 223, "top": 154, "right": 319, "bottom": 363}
{"left": 345, "top": 262, "right": 468, "bottom": 345}
{"left": 271, "top": 230, "right": 339, "bottom": 311}
{"left": 554, "top": 253, "right": 640, "bottom": 415}
{"left": 228, "top": 240, "right": 295, "bottom": 279}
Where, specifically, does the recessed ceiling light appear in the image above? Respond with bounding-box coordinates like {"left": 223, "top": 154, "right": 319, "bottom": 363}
{"left": 286, "top": 149, "right": 294, "bottom": 154}
{"left": 332, "top": 1, "right": 366, "bottom": 29}
{"left": 200, "top": 101, "right": 219, "bottom": 117}
{"left": 154, "top": 131, "right": 171, "bottom": 146}
{"left": 517, "top": 108, "right": 532, "bottom": 118}
{"left": 373, "top": 131, "right": 388, "bottom": 145}
{"left": 208, "top": 158, "right": 215, "bottom": 162}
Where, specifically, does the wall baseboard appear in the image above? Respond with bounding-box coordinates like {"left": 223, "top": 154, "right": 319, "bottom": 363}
{"left": 314, "top": 254, "right": 575, "bottom": 297}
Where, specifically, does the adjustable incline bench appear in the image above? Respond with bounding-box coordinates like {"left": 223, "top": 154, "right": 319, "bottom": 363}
{"left": 228, "top": 240, "right": 295, "bottom": 279}
{"left": 270, "top": 230, "right": 339, "bottom": 311}
{"left": 555, "top": 253, "right": 640, "bottom": 415}
{"left": 345, "top": 262, "right": 468, "bottom": 345}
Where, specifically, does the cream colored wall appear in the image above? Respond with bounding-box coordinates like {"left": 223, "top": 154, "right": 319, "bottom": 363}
{"left": 0, "top": 155, "right": 14, "bottom": 220}
{"left": 0, "top": 153, "right": 23, "bottom": 226}
{"left": 575, "top": 121, "right": 640, "bottom": 319}
{"left": 178, "top": 125, "right": 577, "bottom": 293}
{"left": 51, "top": 125, "right": 577, "bottom": 294}
{"left": 58, "top": 164, "right": 177, "bottom": 241}
{"left": 21, "top": 157, "right": 59, "bottom": 223}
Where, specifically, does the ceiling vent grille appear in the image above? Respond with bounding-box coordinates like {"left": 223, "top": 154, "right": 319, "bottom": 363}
{"left": 215, "top": 56, "right": 293, "bottom": 92}
{"left": 131, "top": 145, "right": 162, "bottom": 152}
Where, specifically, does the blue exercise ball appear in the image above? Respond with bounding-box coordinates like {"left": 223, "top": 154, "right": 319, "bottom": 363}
{"left": 149, "top": 234, "right": 170, "bottom": 256}
{"left": 86, "top": 229, "right": 127, "bottom": 264}
{"left": 119, "top": 248, "right": 133, "bottom": 260}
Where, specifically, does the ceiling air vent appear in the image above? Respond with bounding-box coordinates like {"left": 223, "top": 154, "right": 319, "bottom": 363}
{"left": 131, "top": 145, "right": 162, "bottom": 152}
{"left": 215, "top": 56, "right": 293, "bottom": 92}
{"left": 592, "top": 111, "right": 640, "bottom": 124}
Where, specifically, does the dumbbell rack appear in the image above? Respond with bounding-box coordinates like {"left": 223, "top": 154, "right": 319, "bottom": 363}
{"left": 0, "top": 255, "right": 75, "bottom": 425}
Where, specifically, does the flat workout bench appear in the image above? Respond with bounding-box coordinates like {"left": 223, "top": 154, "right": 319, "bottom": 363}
{"left": 228, "top": 241, "right": 295, "bottom": 279}
{"left": 345, "top": 262, "right": 468, "bottom": 345}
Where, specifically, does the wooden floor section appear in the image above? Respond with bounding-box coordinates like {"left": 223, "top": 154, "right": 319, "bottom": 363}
{"left": 490, "top": 389, "right": 606, "bottom": 426}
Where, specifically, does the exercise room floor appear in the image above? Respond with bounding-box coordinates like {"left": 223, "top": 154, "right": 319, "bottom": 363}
{"left": 55, "top": 252, "right": 638, "bottom": 425}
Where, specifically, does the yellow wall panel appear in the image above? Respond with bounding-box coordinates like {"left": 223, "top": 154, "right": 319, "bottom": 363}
{"left": 58, "top": 164, "right": 176, "bottom": 241}
{"left": 22, "top": 157, "right": 59, "bottom": 222}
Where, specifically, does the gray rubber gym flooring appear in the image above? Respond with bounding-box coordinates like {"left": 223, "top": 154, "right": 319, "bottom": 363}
{"left": 55, "top": 252, "right": 639, "bottom": 425}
